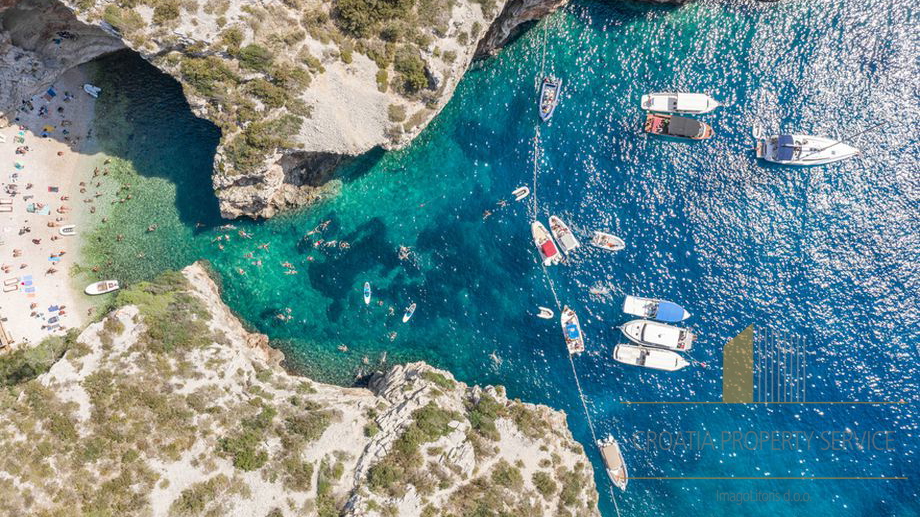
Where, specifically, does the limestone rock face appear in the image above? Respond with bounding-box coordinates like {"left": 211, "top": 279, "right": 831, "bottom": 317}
{"left": 0, "top": 262, "right": 600, "bottom": 516}
{"left": 0, "top": 0, "right": 571, "bottom": 219}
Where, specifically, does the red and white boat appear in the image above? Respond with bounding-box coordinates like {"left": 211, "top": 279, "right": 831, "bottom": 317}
{"left": 531, "top": 221, "right": 562, "bottom": 266}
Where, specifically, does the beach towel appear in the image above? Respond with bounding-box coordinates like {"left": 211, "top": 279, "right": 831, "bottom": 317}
{"left": 24, "top": 287, "right": 35, "bottom": 293}
{"left": 14, "top": 161, "right": 24, "bottom": 169}
{"left": 43, "top": 125, "right": 55, "bottom": 133}
{"left": 48, "top": 187, "right": 59, "bottom": 192}
{"left": 49, "top": 257, "right": 61, "bottom": 262}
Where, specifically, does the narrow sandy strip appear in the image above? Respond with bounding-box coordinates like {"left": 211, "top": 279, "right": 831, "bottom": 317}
{"left": 0, "top": 66, "right": 100, "bottom": 348}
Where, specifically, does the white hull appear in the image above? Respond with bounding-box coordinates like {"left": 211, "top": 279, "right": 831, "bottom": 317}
{"left": 614, "top": 343, "right": 689, "bottom": 371}
{"left": 83, "top": 83, "right": 101, "bottom": 98}
{"left": 622, "top": 295, "right": 690, "bottom": 322}
{"left": 598, "top": 436, "right": 628, "bottom": 491}
{"left": 512, "top": 186, "right": 530, "bottom": 201}
{"left": 549, "top": 216, "right": 580, "bottom": 254}
{"left": 621, "top": 319, "right": 694, "bottom": 351}
{"left": 591, "top": 231, "right": 625, "bottom": 251}
{"left": 641, "top": 92, "right": 720, "bottom": 114}
{"left": 58, "top": 225, "right": 76, "bottom": 236}
{"left": 402, "top": 303, "right": 416, "bottom": 323}
{"left": 756, "top": 134, "right": 858, "bottom": 165}
{"left": 561, "top": 306, "right": 585, "bottom": 354}
{"left": 84, "top": 280, "right": 119, "bottom": 295}
{"left": 363, "top": 282, "right": 371, "bottom": 305}
{"left": 537, "top": 307, "right": 554, "bottom": 319}
{"left": 531, "top": 221, "right": 562, "bottom": 266}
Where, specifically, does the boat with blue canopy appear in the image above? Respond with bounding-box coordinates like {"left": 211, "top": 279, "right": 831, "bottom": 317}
{"left": 560, "top": 306, "right": 585, "bottom": 354}
{"left": 622, "top": 295, "right": 690, "bottom": 322}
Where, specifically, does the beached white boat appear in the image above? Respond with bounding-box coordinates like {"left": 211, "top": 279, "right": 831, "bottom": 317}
{"left": 539, "top": 76, "right": 562, "bottom": 121}
{"left": 549, "top": 216, "right": 579, "bottom": 254}
{"left": 561, "top": 306, "right": 585, "bottom": 354}
{"left": 641, "top": 92, "right": 720, "bottom": 114}
{"left": 58, "top": 225, "right": 76, "bottom": 236}
{"left": 402, "top": 303, "right": 416, "bottom": 323}
{"left": 613, "top": 343, "right": 689, "bottom": 371}
{"left": 363, "top": 282, "right": 371, "bottom": 305}
{"left": 537, "top": 306, "right": 554, "bottom": 319}
{"left": 531, "top": 221, "right": 562, "bottom": 266}
{"left": 512, "top": 186, "right": 530, "bottom": 201}
{"left": 754, "top": 130, "right": 858, "bottom": 165}
{"left": 621, "top": 319, "right": 694, "bottom": 351}
{"left": 83, "top": 84, "right": 101, "bottom": 98}
{"left": 591, "top": 231, "right": 625, "bottom": 251}
{"left": 597, "top": 436, "right": 628, "bottom": 491}
{"left": 623, "top": 295, "right": 690, "bottom": 322}
{"left": 84, "top": 280, "right": 119, "bottom": 295}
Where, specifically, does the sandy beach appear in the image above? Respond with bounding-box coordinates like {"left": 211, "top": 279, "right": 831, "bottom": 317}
{"left": 0, "top": 66, "right": 99, "bottom": 349}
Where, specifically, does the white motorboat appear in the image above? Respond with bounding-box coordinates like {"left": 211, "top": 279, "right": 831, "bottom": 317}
{"left": 512, "top": 186, "right": 530, "bottom": 201}
{"left": 622, "top": 295, "right": 690, "bottom": 322}
{"left": 363, "top": 282, "right": 371, "bottom": 305}
{"left": 754, "top": 130, "right": 858, "bottom": 165}
{"left": 83, "top": 83, "right": 101, "bottom": 98}
{"left": 591, "top": 231, "right": 625, "bottom": 252}
{"left": 84, "top": 280, "right": 119, "bottom": 295}
{"left": 561, "top": 305, "right": 585, "bottom": 354}
{"left": 539, "top": 76, "right": 562, "bottom": 121}
{"left": 621, "top": 319, "right": 694, "bottom": 351}
{"left": 537, "top": 306, "right": 555, "bottom": 319}
{"left": 402, "top": 303, "right": 416, "bottom": 323}
{"left": 549, "top": 216, "right": 580, "bottom": 254}
{"left": 531, "top": 221, "right": 562, "bottom": 266}
{"left": 641, "top": 92, "right": 720, "bottom": 114}
{"left": 613, "top": 343, "right": 689, "bottom": 371}
{"left": 597, "top": 436, "right": 628, "bottom": 491}
{"left": 58, "top": 225, "right": 76, "bottom": 236}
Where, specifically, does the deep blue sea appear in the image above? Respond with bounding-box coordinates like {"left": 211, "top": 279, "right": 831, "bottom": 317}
{"left": 81, "top": 0, "right": 918, "bottom": 514}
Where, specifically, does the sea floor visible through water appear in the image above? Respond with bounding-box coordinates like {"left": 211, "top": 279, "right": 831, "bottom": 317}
{"left": 77, "top": 1, "right": 918, "bottom": 515}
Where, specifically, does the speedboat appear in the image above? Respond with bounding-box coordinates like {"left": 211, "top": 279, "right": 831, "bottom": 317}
{"left": 512, "top": 186, "right": 530, "bottom": 201}
{"left": 402, "top": 303, "right": 416, "bottom": 323}
{"left": 613, "top": 343, "right": 689, "bottom": 371}
{"left": 597, "top": 436, "right": 628, "bottom": 491}
{"left": 83, "top": 84, "right": 101, "bottom": 98}
{"left": 561, "top": 305, "right": 585, "bottom": 354}
{"left": 621, "top": 319, "right": 694, "bottom": 351}
{"left": 622, "top": 295, "right": 690, "bottom": 322}
{"left": 58, "top": 225, "right": 76, "bottom": 236}
{"left": 591, "top": 231, "right": 625, "bottom": 252}
{"left": 549, "top": 216, "right": 579, "bottom": 254}
{"left": 645, "top": 113, "right": 713, "bottom": 140}
{"left": 537, "top": 306, "right": 555, "bottom": 319}
{"left": 754, "top": 130, "right": 858, "bottom": 165}
{"left": 84, "top": 280, "right": 119, "bottom": 295}
{"left": 538, "top": 76, "right": 562, "bottom": 122}
{"left": 641, "top": 92, "right": 720, "bottom": 114}
{"left": 531, "top": 221, "right": 562, "bottom": 266}
{"left": 363, "top": 282, "right": 371, "bottom": 305}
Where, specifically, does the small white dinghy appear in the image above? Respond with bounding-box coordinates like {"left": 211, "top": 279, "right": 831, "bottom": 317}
{"left": 84, "top": 280, "right": 119, "bottom": 295}
{"left": 363, "top": 282, "right": 371, "bottom": 305}
{"left": 549, "top": 216, "right": 579, "bottom": 254}
{"left": 754, "top": 129, "right": 858, "bottom": 166}
{"left": 597, "top": 435, "right": 628, "bottom": 491}
{"left": 613, "top": 343, "right": 689, "bottom": 371}
{"left": 621, "top": 319, "right": 694, "bottom": 351}
{"left": 58, "top": 225, "right": 76, "bottom": 236}
{"left": 560, "top": 305, "right": 585, "bottom": 354}
{"left": 591, "top": 231, "right": 625, "bottom": 252}
{"left": 531, "top": 221, "right": 562, "bottom": 266}
{"left": 641, "top": 92, "right": 720, "bottom": 114}
{"left": 537, "top": 306, "right": 555, "bottom": 319}
{"left": 512, "top": 186, "right": 530, "bottom": 201}
{"left": 402, "top": 303, "right": 416, "bottom": 323}
{"left": 83, "top": 84, "right": 101, "bottom": 98}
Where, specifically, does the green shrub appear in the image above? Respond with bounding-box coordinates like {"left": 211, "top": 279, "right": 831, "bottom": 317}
{"left": 238, "top": 44, "right": 275, "bottom": 72}
{"left": 170, "top": 475, "right": 229, "bottom": 515}
{"left": 180, "top": 56, "right": 239, "bottom": 97}
{"left": 457, "top": 31, "right": 469, "bottom": 45}
{"left": 387, "top": 104, "right": 406, "bottom": 122}
{"left": 102, "top": 5, "right": 144, "bottom": 33}
{"left": 246, "top": 79, "right": 288, "bottom": 109}
{"left": 375, "top": 70, "right": 388, "bottom": 92}
{"left": 532, "top": 471, "right": 557, "bottom": 498}
{"left": 0, "top": 330, "right": 76, "bottom": 385}
{"left": 394, "top": 46, "right": 428, "bottom": 92}
{"left": 334, "top": 0, "right": 414, "bottom": 37}
{"left": 221, "top": 26, "right": 244, "bottom": 54}
{"left": 466, "top": 393, "right": 505, "bottom": 441}
{"left": 285, "top": 411, "right": 331, "bottom": 441}
{"left": 219, "top": 429, "right": 268, "bottom": 471}
{"left": 490, "top": 459, "right": 523, "bottom": 490}
{"left": 152, "top": 0, "right": 181, "bottom": 24}
{"left": 442, "top": 50, "right": 457, "bottom": 63}
{"left": 281, "top": 458, "right": 313, "bottom": 491}
{"left": 420, "top": 371, "right": 454, "bottom": 390}
{"left": 223, "top": 114, "right": 304, "bottom": 173}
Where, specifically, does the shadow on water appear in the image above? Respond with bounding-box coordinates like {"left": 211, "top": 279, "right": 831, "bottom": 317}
{"left": 86, "top": 50, "right": 224, "bottom": 228}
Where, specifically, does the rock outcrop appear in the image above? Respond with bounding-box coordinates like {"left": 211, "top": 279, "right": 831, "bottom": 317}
{"left": 0, "top": 0, "right": 570, "bottom": 219}
{"left": 0, "top": 262, "right": 599, "bottom": 516}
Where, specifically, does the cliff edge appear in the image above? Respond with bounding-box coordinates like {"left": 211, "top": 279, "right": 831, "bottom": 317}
{"left": 0, "top": 262, "right": 599, "bottom": 516}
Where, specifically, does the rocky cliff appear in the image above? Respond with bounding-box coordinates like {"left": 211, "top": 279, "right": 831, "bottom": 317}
{"left": 0, "top": 262, "right": 599, "bottom": 516}
{"left": 0, "top": 0, "right": 568, "bottom": 219}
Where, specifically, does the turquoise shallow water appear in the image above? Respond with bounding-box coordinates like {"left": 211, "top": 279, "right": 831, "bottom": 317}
{"left": 83, "top": 0, "right": 918, "bottom": 515}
